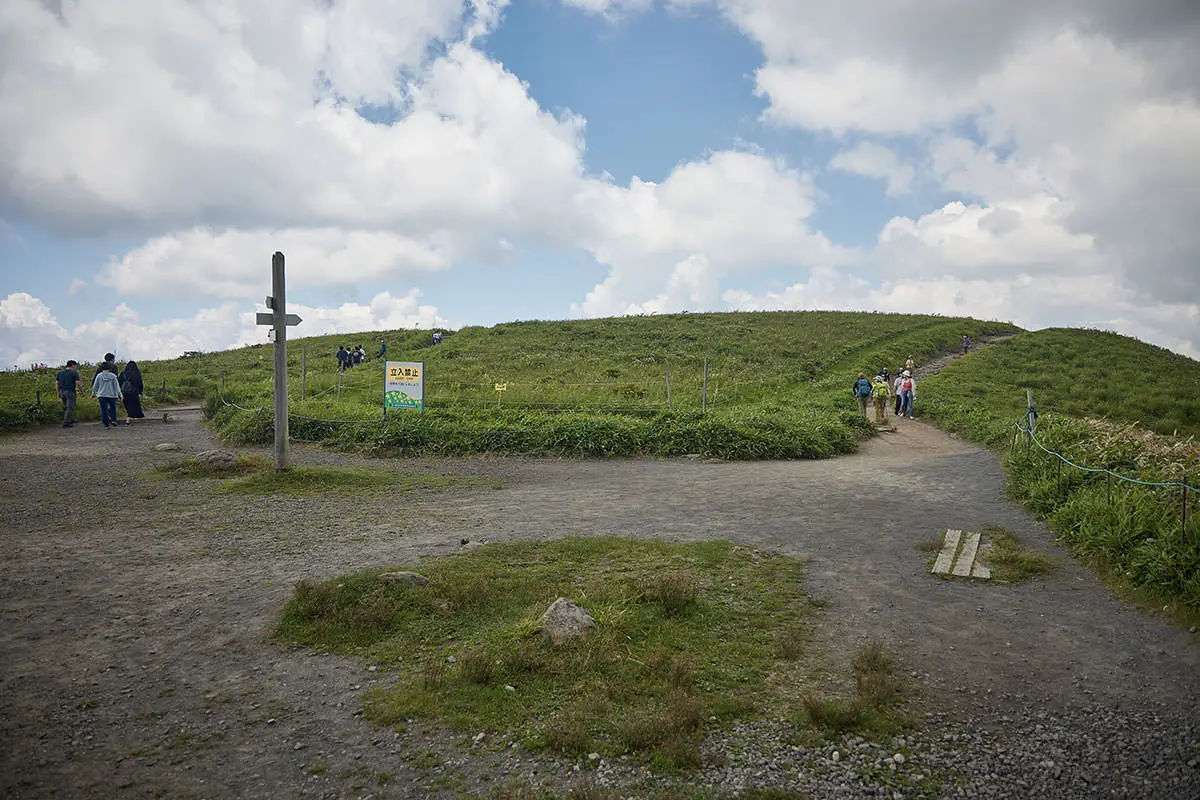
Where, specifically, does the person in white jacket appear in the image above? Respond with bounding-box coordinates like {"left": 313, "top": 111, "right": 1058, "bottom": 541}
{"left": 91, "top": 363, "right": 122, "bottom": 429}
{"left": 892, "top": 373, "right": 905, "bottom": 416}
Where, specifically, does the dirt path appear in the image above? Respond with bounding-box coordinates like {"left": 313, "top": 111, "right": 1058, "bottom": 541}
{"left": 1, "top": 405, "right": 1197, "bottom": 799}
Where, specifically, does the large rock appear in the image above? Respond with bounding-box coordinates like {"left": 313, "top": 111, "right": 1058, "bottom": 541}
{"left": 195, "top": 449, "right": 237, "bottom": 465}
{"left": 379, "top": 571, "right": 429, "bottom": 587}
{"left": 539, "top": 597, "right": 595, "bottom": 645}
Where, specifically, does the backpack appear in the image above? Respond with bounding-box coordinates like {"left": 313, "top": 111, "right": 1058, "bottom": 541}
{"left": 855, "top": 379, "right": 872, "bottom": 398}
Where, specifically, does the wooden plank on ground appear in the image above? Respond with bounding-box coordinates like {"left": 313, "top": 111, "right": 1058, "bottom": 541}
{"left": 953, "top": 531, "right": 981, "bottom": 576}
{"left": 932, "top": 529, "right": 961, "bottom": 574}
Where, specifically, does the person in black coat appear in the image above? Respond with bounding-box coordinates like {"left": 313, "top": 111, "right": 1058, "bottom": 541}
{"left": 118, "top": 361, "right": 146, "bottom": 423}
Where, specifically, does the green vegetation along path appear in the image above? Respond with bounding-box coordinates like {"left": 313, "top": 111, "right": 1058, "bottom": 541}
{"left": 0, "top": 408, "right": 1196, "bottom": 798}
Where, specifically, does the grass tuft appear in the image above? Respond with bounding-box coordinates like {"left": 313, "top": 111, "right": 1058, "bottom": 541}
{"left": 978, "top": 526, "right": 1057, "bottom": 583}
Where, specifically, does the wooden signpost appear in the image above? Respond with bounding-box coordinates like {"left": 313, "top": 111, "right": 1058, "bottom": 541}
{"left": 256, "top": 252, "right": 302, "bottom": 471}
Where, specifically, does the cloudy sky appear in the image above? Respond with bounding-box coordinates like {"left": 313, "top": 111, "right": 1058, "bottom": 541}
{"left": 2, "top": 0, "right": 1198, "bottom": 367}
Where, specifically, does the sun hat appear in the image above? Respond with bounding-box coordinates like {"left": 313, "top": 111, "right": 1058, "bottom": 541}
{"left": 902, "top": 370, "right": 911, "bottom": 376}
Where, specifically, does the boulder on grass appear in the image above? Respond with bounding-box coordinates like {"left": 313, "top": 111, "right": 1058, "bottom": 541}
{"left": 379, "top": 571, "right": 429, "bottom": 587}
{"left": 195, "top": 449, "right": 237, "bottom": 465}
{"left": 539, "top": 597, "right": 595, "bottom": 645}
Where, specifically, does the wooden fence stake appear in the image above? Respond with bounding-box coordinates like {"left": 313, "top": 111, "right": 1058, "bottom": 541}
{"left": 1107, "top": 473, "right": 1112, "bottom": 504}
{"left": 1025, "top": 389, "right": 1035, "bottom": 446}
{"left": 665, "top": 367, "right": 672, "bottom": 409}
{"left": 702, "top": 359, "right": 708, "bottom": 413}
{"left": 301, "top": 348, "right": 307, "bottom": 401}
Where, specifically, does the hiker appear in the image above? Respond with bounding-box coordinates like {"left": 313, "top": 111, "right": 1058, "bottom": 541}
{"left": 56, "top": 359, "right": 82, "bottom": 428}
{"left": 91, "top": 363, "right": 122, "bottom": 429}
{"left": 898, "top": 370, "right": 916, "bottom": 419}
{"left": 432, "top": 331, "right": 442, "bottom": 345}
{"left": 904, "top": 354, "right": 915, "bottom": 371}
{"left": 871, "top": 375, "right": 890, "bottom": 423}
{"left": 893, "top": 372, "right": 905, "bottom": 416}
{"left": 375, "top": 339, "right": 387, "bottom": 359}
{"left": 852, "top": 372, "right": 873, "bottom": 418}
{"left": 118, "top": 361, "right": 146, "bottom": 424}
{"left": 962, "top": 335, "right": 971, "bottom": 354}
{"left": 880, "top": 366, "right": 890, "bottom": 385}
{"left": 336, "top": 345, "right": 348, "bottom": 371}
{"left": 354, "top": 345, "right": 364, "bottom": 366}
{"left": 95, "top": 352, "right": 116, "bottom": 382}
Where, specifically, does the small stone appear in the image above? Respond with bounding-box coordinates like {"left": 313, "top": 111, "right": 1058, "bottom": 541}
{"left": 831, "top": 751, "right": 840, "bottom": 762}
{"left": 503, "top": 685, "right": 515, "bottom": 692}
{"left": 153, "top": 443, "right": 180, "bottom": 452}
{"left": 894, "top": 753, "right": 906, "bottom": 765}
{"left": 379, "top": 571, "right": 429, "bottom": 587}
{"left": 293, "top": 743, "right": 304, "bottom": 751}
{"left": 473, "top": 732, "right": 485, "bottom": 744}
{"left": 588, "top": 753, "right": 600, "bottom": 761}
{"left": 539, "top": 598, "right": 596, "bottom": 645}
{"left": 195, "top": 449, "right": 237, "bottom": 465}
{"left": 368, "top": 666, "right": 377, "bottom": 672}
{"left": 1189, "top": 626, "right": 1196, "bottom": 634}
{"left": 267, "top": 718, "right": 277, "bottom": 725}
{"left": 446, "top": 656, "right": 457, "bottom": 664}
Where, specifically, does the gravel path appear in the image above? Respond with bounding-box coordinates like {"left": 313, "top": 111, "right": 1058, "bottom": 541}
{"left": 1, "top": 408, "right": 1197, "bottom": 799}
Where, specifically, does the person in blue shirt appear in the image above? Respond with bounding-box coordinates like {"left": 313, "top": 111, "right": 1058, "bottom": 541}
{"left": 375, "top": 339, "right": 387, "bottom": 359}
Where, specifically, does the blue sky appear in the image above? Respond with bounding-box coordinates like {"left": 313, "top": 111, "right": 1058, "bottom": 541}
{"left": 1, "top": 0, "right": 1197, "bottom": 366}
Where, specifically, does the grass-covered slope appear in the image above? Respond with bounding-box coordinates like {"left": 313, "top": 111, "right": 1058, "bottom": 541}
{"left": 920, "top": 328, "right": 1200, "bottom": 443}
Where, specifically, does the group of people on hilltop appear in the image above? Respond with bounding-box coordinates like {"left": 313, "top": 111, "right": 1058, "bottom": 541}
{"left": 336, "top": 344, "right": 368, "bottom": 371}
{"left": 852, "top": 354, "right": 917, "bottom": 423}
{"left": 54, "top": 353, "right": 146, "bottom": 429}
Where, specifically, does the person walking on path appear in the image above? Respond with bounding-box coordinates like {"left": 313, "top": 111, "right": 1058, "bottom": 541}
{"left": 853, "top": 372, "right": 873, "bottom": 418}
{"left": 56, "top": 360, "right": 82, "bottom": 428}
{"left": 898, "top": 370, "right": 917, "bottom": 419}
{"left": 94, "top": 352, "right": 116, "bottom": 383}
{"left": 91, "top": 363, "right": 122, "bottom": 429}
{"left": 904, "top": 354, "right": 916, "bottom": 371}
{"left": 871, "top": 375, "right": 890, "bottom": 423}
{"left": 118, "top": 361, "right": 146, "bottom": 424}
{"left": 336, "top": 346, "right": 349, "bottom": 371}
{"left": 893, "top": 372, "right": 905, "bottom": 416}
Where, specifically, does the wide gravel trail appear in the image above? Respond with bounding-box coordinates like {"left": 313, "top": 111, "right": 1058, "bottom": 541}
{"left": 1, "top": 410, "right": 1197, "bottom": 799}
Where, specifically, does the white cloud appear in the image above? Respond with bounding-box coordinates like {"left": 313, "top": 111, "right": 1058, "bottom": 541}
{"left": 98, "top": 228, "right": 449, "bottom": 300}
{"left": 828, "top": 141, "right": 915, "bottom": 196}
{"left": 573, "top": 150, "right": 849, "bottom": 317}
{"left": 560, "top": 0, "right": 654, "bottom": 17}
{"left": 0, "top": 290, "right": 447, "bottom": 369}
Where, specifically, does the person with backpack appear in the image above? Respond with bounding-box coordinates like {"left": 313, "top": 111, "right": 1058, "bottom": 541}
{"left": 871, "top": 375, "right": 890, "bottom": 423}
{"left": 375, "top": 339, "right": 387, "bottom": 359}
{"left": 904, "top": 354, "right": 915, "bottom": 371}
{"left": 962, "top": 335, "right": 971, "bottom": 354}
{"left": 893, "top": 371, "right": 905, "bottom": 416}
{"left": 899, "top": 370, "right": 916, "bottom": 419}
{"left": 118, "top": 361, "right": 146, "bottom": 424}
{"left": 852, "top": 372, "right": 873, "bottom": 418}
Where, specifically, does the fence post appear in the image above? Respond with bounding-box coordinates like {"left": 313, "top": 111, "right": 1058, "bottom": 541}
{"left": 702, "top": 359, "right": 708, "bottom": 413}
{"left": 161, "top": 378, "right": 166, "bottom": 400}
{"left": 1183, "top": 485, "right": 1189, "bottom": 538}
{"left": 1107, "top": 473, "right": 1112, "bottom": 505}
{"left": 35, "top": 389, "right": 40, "bottom": 407}
{"left": 1025, "top": 389, "right": 1035, "bottom": 446}
{"left": 665, "top": 367, "right": 672, "bottom": 410}
{"left": 301, "top": 348, "right": 307, "bottom": 401}
{"left": 1057, "top": 459, "right": 1062, "bottom": 496}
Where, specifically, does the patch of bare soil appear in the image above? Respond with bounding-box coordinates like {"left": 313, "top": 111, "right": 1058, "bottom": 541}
{"left": 1, "top": 403, "right": 1197, "bottom": 799}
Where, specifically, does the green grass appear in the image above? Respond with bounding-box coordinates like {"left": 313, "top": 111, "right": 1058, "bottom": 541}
{"left": 275, "top": 537, "right": 861, "bottom": 768}
{"left": 155, "top": 455, "right": 500, "bottom": 496}
{"left": 216, "top": 465, "right": 499, "bottom": 496}
{"left": 976, "top": 526, "right": 1057, "bottom": 583}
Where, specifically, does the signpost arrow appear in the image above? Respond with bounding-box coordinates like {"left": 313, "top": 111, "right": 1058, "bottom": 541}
{"left": 256, "top": 312, "right": 302, "bottom": 326}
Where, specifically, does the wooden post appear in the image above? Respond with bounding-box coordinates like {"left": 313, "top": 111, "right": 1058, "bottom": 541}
{"left": 271, "top": 252, "right": 289, "bottom": 471}
{"left": 1183, "top": 485, "right": 1189, "bottom": 538}
{"left": 161, "top": 378, "right": 166, "bottom": 399}
{"left": 702, "top": 359, "right": 708, "bottom": 413}
{"left": 1107, "top": 473, "right": 1112, "bottom": 504}
{"left": 665, "top": 367, "right": 672, "bottom": 409}
{"left": 336, "top": 368, "right": 342, "bottom": 402}
{"left": 301, "top": 348, "right": 307, "bottom": 401}
{"left": 1057, "top": 459, "right": 1062, "bottom": 495}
